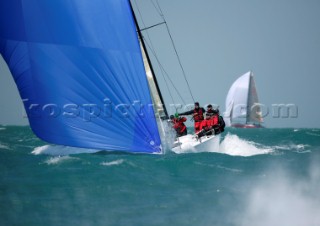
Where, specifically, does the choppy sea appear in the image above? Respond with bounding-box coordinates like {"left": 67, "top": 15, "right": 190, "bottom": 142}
{"left": 1, "top": 126, "right": 320, "bottom": 226}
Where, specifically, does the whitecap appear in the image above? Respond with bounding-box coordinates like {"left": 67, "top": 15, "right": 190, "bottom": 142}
{"left": 32, "top": 144, "right": 100, "bottom": 156}
{"left": 100, "top": 159, "right": 124, "bottom": 166}
{"left": 44, "top": 156, "right": 78, "bottom": 165}
{"left": 273, "top": 144, "right": 310, "bottom": 153}
{"left": 0, "top": 143, "right": 10, "bottom": 150}
{"left": 194, "top": 161, "right": 243, "bottom": 173}
{"left": 306, "top": 132, "right": 320, "bottom": 137}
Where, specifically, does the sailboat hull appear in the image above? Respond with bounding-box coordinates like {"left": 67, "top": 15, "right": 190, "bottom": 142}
{"left": 172, "top": 134, "right": 220, "bottom": 153}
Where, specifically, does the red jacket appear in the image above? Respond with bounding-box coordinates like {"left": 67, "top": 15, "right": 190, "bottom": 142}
{"left": 179, "top": 107, "right": 205, "bottom": 122}
{"left": 193, "top": 108, "right": 204, "bottom": 122}
{"left": 199, "top": 115, "right": 218, "bottom": 131}
{"left": 173, "top": 117, "right": 187, "bottom": 133}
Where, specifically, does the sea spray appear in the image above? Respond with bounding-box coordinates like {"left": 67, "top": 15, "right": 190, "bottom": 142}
{"left": 236, "top": 162, "right": 320, "bottom": 226}
{"left": 219, "top": 133, "right": 273, "bottom": 156}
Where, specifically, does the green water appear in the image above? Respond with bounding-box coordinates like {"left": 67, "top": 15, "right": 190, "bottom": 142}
{"left": 1, "top": 126, "right": 320, "bottom": 226}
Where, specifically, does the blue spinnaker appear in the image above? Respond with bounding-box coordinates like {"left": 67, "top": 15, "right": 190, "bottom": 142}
{"left": 0, "top": 0, "right": 161, "bottom": 153}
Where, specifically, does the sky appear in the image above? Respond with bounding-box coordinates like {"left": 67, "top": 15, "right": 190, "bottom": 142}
{"left": 1, "top": 0, "right": 320, "bottom": 128}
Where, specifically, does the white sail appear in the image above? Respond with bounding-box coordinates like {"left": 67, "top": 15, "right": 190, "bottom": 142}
{"left": 225, "top": 71, "right": 262, "bottom": 127}
{"left": 247, "top": 74, "right": 263, "bottom": 124}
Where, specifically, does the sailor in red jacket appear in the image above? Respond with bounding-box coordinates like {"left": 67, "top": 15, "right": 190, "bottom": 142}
{"left": 178, "top": 102, "right": 205, "bottom": 133}
{"left": 170, "top": 113, "right": 187, "bottom": 137}
{"left": 196, "top": 111, "right": 219, "bottom": 138}
{"left": 206, "top": 104, "right": 215, "bottom": 115}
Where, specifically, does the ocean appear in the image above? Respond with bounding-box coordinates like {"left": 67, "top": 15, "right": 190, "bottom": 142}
{"left": 1, "top": 126, "right": 320, "bottom": 226}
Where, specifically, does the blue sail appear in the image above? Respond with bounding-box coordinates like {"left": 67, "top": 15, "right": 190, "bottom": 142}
{"left": 0, "top": 0, "right": 161, "bottom": 153}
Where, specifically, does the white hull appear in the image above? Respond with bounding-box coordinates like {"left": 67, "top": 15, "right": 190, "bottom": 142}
{"left": 171, "top": 134, "right": 220, "bottom": 153}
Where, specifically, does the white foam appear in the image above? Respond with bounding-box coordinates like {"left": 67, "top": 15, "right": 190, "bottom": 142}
{"left": 172, "top": 143, "right": 197, "bottom": 154}
{"left": 273, "top": 144, "right": 310, "bottom": 153}
{"left": 100, "top": 159, "right": 124, "bottom": 166}
{"left": 0, "top": 143, "right": 10, "bottom": 150}
{"left": 219, "top": 133, "right": 273, "bottom": 156}
{"left": 306, "top": 132, "right": 320, "bottom": 137}
{"left": 32, "top": 144, "right": 100, "bottom": 156}
{"left": 44, "top": 156, "right": 78, "bottom": 165}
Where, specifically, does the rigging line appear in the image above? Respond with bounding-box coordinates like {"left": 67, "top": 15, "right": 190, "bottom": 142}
{"left": 131, "top": 0, "right": 169, "bottom": 117}
{"left": 151, "top": 0, "right": 162, "bottom": 17}
{"left": 140, "top": 22, "right": 166, "bottom": 32}
{"left": 133, "top": 0, "right": 184, "bottom": 108}
{"left": 154, "top": 0, "right": 164, "bottom": 17}
{"left": 143, "top": 38, "right": 186, "bottom": 106}
{"left": 132, "top": 0, "right": 174, "bottom": 107}
{"left": 141, "top": 37, "right": 177, "bottom": 107}
{"left": 158, "top": 61, "right": 177, "bottom": 109}
{"left": 155, "top": 0, "right": 196, "bottom": 103}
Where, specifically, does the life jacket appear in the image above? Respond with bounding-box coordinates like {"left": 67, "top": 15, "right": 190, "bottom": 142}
{"left": 199, "top": 120, "right": 211, "bottom": 131}
{"left": 200, "top": 115, "right": 218, "bottom": 131}
{"left": 173, "top": 117, "right": 187, "bottom": 134}
{"left": 211, "top": 115, "right": 219, "bottom": 126}
{"left": 193, "top": 108, "right": 204, "bottom": 122}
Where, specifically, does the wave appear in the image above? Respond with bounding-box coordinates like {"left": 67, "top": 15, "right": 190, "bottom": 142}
{"left": 44, "top": 156, "right": 79, "bottom": 165}
{"left": 0, "top": 143, "right": 10, "bottom": 150}
{"left": 170, "top": 133, "right": 273, "bottom": 157}
{"left": 32, "top": 144, "right": 100, "bottom": 156}
{"left": 100, "top": 159, "right": 124, "bottom": 166}
{"left": 306, "top": 132, "right": 320, "bottom": 137}
{"left": 219, "top": 133, "right": 273, "bottom": 157}
{"left": 31, "top": 133, "right": 309, "bottom": 157}
{"left": 273, "top": 144, "right": 304, "bottom": 151}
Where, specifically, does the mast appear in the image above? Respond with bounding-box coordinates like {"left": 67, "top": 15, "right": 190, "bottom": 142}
{"left": 129, "top": 1, "right": 169, "bottom": 119}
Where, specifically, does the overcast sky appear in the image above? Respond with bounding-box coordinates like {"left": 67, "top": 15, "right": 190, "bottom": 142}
{"left": 1, "top": 0, "right": 320, "bottom": 128}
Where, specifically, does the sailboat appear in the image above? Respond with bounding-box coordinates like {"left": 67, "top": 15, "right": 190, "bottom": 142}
{"left": 225, "top": 71, "right": 263, "bottom": 128}
{"left": 0, "top": 0, "right": 219, "bottom": 153}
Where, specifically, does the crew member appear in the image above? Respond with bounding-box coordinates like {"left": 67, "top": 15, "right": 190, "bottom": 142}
{"left": 196, "top": 112, "right": 219, "bottom": 138}
{"left": 212, "top": 109, "right": 225, "bottom": 135}
{"left": 206, "top": 104, "right": 215, "bottom": 115}
{"left": 170, "top": 113, "right": 187, "bottom": 137}
{"left": 179, "top": 102, "right": 205, "bottom": 133}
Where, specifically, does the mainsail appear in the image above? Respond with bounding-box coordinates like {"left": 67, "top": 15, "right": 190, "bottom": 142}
{"left": 0, "top": 0, "right": 162, "bottom": 153}
{"left": 225, "top": 71, "right": 262, "bottom": 127}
